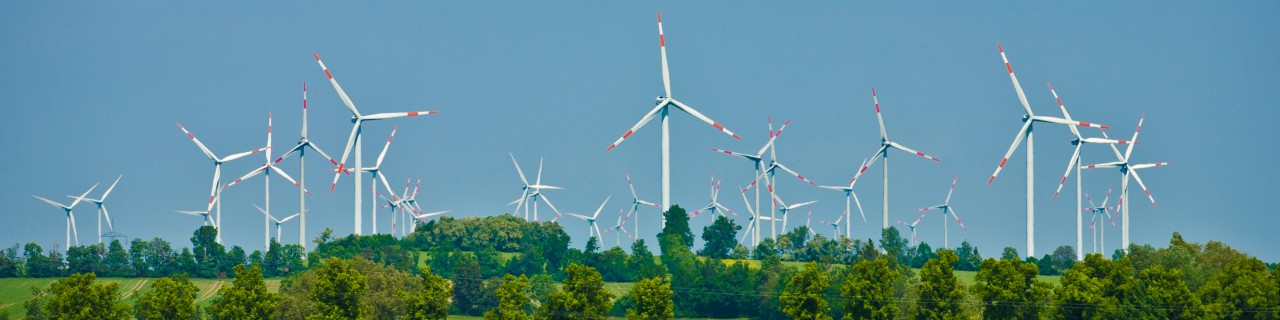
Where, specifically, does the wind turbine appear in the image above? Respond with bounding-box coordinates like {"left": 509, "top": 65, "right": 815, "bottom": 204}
{"left": 1045, "top": 84, "right": 1132, "bottom": 260}
{"left": 328, "top": 126, "right": 400, "bottom": 235}
{"left": 1082, "top": 114, "right": 1170, "bottom": 252}
{"left": 254, "top": 204, "right": 301, "bottom": 244}
{"left": 272, "top": 83, "right": 339, "bottom": 250}
{"left": 567, "top": 196, "right": 612, "bottom": 242}
{"left": 820, "top": 214, "right": 845, "bottom": 239}
{"left": 313, "top": 51, "right": 439, "bottom": 236}
{"left": 623, "top": 171, "right": 660, "bottom": 243}
{"left": 818, "top": 158, "right": 869, "bottom": 240}
{"left": 176, "top": 210, "right": 217, "bottom": 228}
{"left": 70, "top": 175, "right": 121, "bottom": 244}
{"left": 914, "top": 177, "right": 967, "bottom": 249}
{"left": 508, "top": 153, "right": 563, "bottom": 221}
{"left": 768, "top": 190, "right": 816, "bottom": 234}
{"left": 895, "top": 212, "right": 928, "bottom": 247}
{"left": 984, "top": 43, "right": 1110, "bottom": 258}
{"left": 711, "top": 117, "right": 789, "bottom": 246}
{"left": 222, "top": 113, "right": 311, "bottom": 251}
{"left": 34, "top": 183, "right": 98, "bottom": 247}
{"left": 803, "top": 209, "right": 818, "bottom": 237}
{"left": 737, "top": 185, "right": 762, "bottom": 245}
{"left": 605, "top": 11, "right": 742, "bottom": 214}
{"left": 602, "top": 208, "right": 635, "bottom": 247}
{"left": 176, "top": 122, "right": 267, "bottom": 243}
{"left": 1083, "top": 188, "right": 1117, "bottom": 254}
{"left": 691, "top": 175, "right": 735, "bottom": 219}
{"left": 844, "top": 89, "right": 942, "bottom": 232}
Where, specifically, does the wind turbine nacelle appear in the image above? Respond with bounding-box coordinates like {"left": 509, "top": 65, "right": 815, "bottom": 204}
{"left": 655, "top": 96, "right": 665, "bottom": 104}
{"left": 350, "top": 116, "right": 359, "bottom": 123}
{"left": 1021, "top": 114, "right": 1032, "bottom": 122}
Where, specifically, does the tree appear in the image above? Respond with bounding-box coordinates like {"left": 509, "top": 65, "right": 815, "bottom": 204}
{"left": 452, "top": 253, "right": 486, "bottom": 316}
{"left": 404, "top": 267, "right": 452, "bottom": 320}
{"left": 1198, "top": 257, "right": 1280, "bottom": 320}
{"left": 0, "top": 245, "right": 19, "bottom": 277}
{"left": 627, "top": 276, "right": 674, "bottom": 320}
{"left": 699, "top": 215, "right": 741, "bottom": 259}
{"left": 955, "top": 240, "right": 982, "bottom": 271}
{"left": 1001, "top": 246, "right": 1020, "bottom": 261}
{"left": 308, "top": 258, "right": 366, "bottom": 320}
{"left": 843, "top": 255, "right": 899, "bottom": 320}
{"left": 753, "top": 238, "right": 778, "bottom": 259}
{"left": 657, "top": 205, "right": 693, "bottom": 250}
{"left": 878, "top": 227, "right": 909, "bottom": 264}
{"left": 134, "top": 273, "right": 199, "bottom": 320}
{"left": 1055, "top": 253, "right": 1135, "bottom": 319}
{"left": 917, "top": 249, "right": 966, "bottom": 319}
{"left": 190, "top": 226, "right": 225, "bottom": 278}
{"left": 535, "top": 263, "right": 615, "bottom": 320}
{"left": 486, "top": 274, "right": 532, "bottom": 320}
{"left": 129, "top": 238, "right": 152, "bottom": 277}
{"left": 1050, "top": 245, "right": 1077, "bottom": 275}
{"left": 40, "top": 272, "right": 131, "bottom": 319}
{"left": 104, "top": 239, "right": 130, "bottom": 277}
{"left": 314, "top": 227, "right": 334, "bottom": 246}
{"left": 972, "top": 258, "right": 1052, "bottom": 319}
{"left": 207, "top": 264, "right": 278, "bottom": 320}
{"left": 779, "top": 262, "right": 831, "bottom": 320}
{"left": 1135, "top": 265, "right": 1199, "bottom": 320}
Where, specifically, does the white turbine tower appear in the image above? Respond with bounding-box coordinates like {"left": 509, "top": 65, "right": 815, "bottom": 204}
{"left": 328, "top": 126, "right": 400, "bottom": 235}
{"left": 71, "top": 175, "right": 121, "bottom": 244}
{"left": 1082, "top": 114, "right": 1170, "bottom": 252}
{"left": 223, "top": 113, "right": 311, "bottom": 251}
{"left": 176, "top": 122, "right": 268, "bottom": 243}
{"left": 255, "top": 204, "right": 301, "bottom": 244}
{"left": 313, "top": 51, "right": 439, "bottom": 236}
{"left": 568, "top": 196, "right": 612, "bottom": 242}
{"left": 1083, "top": 188, "right": 1117, "bottom": 254}
{"left": 508, "top": 153, "right": 564, "bottom": 221}
{"left": 818, "top": 158, "right": 869, "bottom": 240}
{"left": 605, "top": 11, "right": 742, "bottom": 214}
{"left": 737, "top": 185, "right": 762, "bottom": 245}
{"left": 691, "top": 175, "right": 735, "bottom": 219}
{"left": 34, "top": 183, "right": 98, "bottom": 247}
{"left": 914, "top": 177, "right": 967, "bottom": 249}
{"left": 985, "top": 43, "right": 1110, "bottom": 258}
{"left": 622, "top": 171, "right": 661, "bottom": 242}
{"left": 272, "top": 83, "right": 339, "bottom": 250}
{"left": 711, "top": 117, "right": 789, "bottom": 246}
{"left": 1045, "top": 84, "right": 1132, "bottom": 260}
{"left": 845, "top": 89, "right": 942, "bottom": 232}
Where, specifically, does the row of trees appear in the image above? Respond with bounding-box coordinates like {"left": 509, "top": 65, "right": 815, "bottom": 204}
{"left": 0, "top": 226, "right": 307, "bottom": 279}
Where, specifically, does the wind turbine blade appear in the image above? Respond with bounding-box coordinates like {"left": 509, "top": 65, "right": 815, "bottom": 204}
{"left": 1048, "top": 82, "right": 1081, "bottom": 138}
{"left": 101, "top": 204, "right": 114, "bottom": 231}
{"left": 221, "top": 147, "right": 269, "bottom": 163}
{"left": 101, "top": 175, "right": 123, "bottom": 200}
{"left": 591, "top": 195, "right": 612, "bottom": 219}
{"left": 176, "top": 123, "right": 218, "bottom": 161}
{"left": 738, "top": 186, "right": 757, "bottom": 217}
{"left": 606, "top": 103, "right": 666, "bottom": 151}
{"left": 363, "top": 111, "right": 439, "bottom": 121}
{"left": 790, "top": 200, "right": 818, "bottom": 210}
{"left": 269, "top": 165, "right": 311, "bottom": 196}
{"left": 709, "top": 148, "right": 759, "bottom": 161}
{"left": 313, "top": 52, "right": 361, "bottom": 116}
{"left": 1130, "top": 162, "right": 1172, "bottom": 170}
{"left": 33, "top": 195, "right": 67, "bottom": 209}
{"left": 509, "top": 152, "right": 530, "bottom": 186}
{"left": 949, "top": 208, "right": 967, "bottom": 232}
{"left": 997, "top": 43, "right": 1034, "bottom": 116}
{"left": 539, "top": 194, "right": 564, "bottom": 219}
{"left": 1128, "top": 170, "right": 1158, "bottom": 208}
{"left": 70, "top": 213, "right": 79, "bottom": 245}
{"left": 757, "top": 118, "right": 792, "bottom": 156}
{"left": 657, "top": 11, "right": 671, "bottom": 98}
{"left": 944, "top": 176, "right": 958, "bottom": 204}
{"left": 1125, "top": 113, "right": 1145, "bottom": 161}
{"left": 375, "top": 125, "right": 397, "bottom": 168}
{"left": 69, "top": 183, "right": 99, "bottom": 209}
{"left": 567, "top": 213, "right": 592, "bottom": 220}
{"left": 773, "top": 162, "right": 818, "bottom": 186}
{"left": 331, "top": 122, "right": 362, "bottom": 192}
{"left": 669, "top": 99, "right": 741, "bottom": 140}
{"left": 887, "top": 141, "right": 941, "bottom": 162}
{"left": 852, "top": 191, "right": 866, "bottom": 223}
{"left": 535, "top": 157, "right": 544, "bottom": 186}
{"left": 307, "top": 140, "right": 341, "bottom": 167}
{"left": 1053, "top": 144, "right": 1083, "bottom": 200}
{"left": 989, "top": 120, "right": 1032, "bottom": 184}
{"left": 223, "top": 165, "right": 268, "bottom": 190}
{"left": 873, "top": 88, "right": 888, "bottom": 139}
{"left": 849, "top": 146, "right": 887, "bottom": 187}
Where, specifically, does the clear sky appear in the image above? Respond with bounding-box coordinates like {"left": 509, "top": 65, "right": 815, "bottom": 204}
{"left": 2, "top": 2, "right": 1277, "bottom": 261}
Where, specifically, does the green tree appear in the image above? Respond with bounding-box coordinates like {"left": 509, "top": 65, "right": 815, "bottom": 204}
{"left": 404, "top": 267, "right": 452, "bottom": 320}
{"left": 955, "top": 240, "right": 982, "bottom": 271}
{"left": 1054, "top": 253, "right": 1135, "bottom": 319}
{"left": 133, "top": 273, "right": 198, "bottom": 320}
{"left": 1001, "top": 246, "right": 1020, "bottom": 261}
{"left": 1135, "top": 265, "right": 1199, "bottom": 319}
{"left": 207, "top": 264, "right": 278, "bottom": 320}
{"left": 917, "top": 249, "right": 966, "bottom": 319}
{"left": 104, "top": 239, "right": 130, "bottom": 277}
{"left": 308, "top": 258, "right": 366, "bottom": 320}
{"left": 40, "top": 272, "right": 130, "bottom": 319}
{"left": 129, "top": 238, "right": 152, "bottom": 277}
{"left": 878, "top": 227, "right": 909, "bottom": 264}
{"left": 486, "top": 274, "right": 532, "bottom": 320}
{"left": 657, "top": 205, "right": 693, "bottom": 250}
{"left": 529, "top": 273, "right": 556, "bottom": 304}
{"left": 780, "top": 262, "right": 831, "bottom": 320}
{"left": 1198, "top": 257, "right": 1280, "bottom": 320}
{"left": 452, "top": 252, "right": 486, "bottom": 316}
{"left": 842, "top": 255, "right": 899, "bottom": 320}
{"left": 699, "top": 215, "right": 741, "bottom": 259}
{"left": 1050, "top": 245, "right": 1077, "bottom": 275}
{"left": 972, "top": 258, "right": 1052, "bottom": 319}
{"left": 626, "top": 276, "right": 674, "bottom": 320}
{"left": 535, "top": 263, "right": 615, "bottom": 320}
{"left": 190, "top": 226, "right": 225, "bottom": 278}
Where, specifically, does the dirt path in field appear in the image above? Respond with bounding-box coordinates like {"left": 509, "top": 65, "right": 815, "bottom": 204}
{"left": 195, "top": 280, "right": 223, "bottom": 303}
{"left": 119, "top": 279, "right": 149, "bottom": 299}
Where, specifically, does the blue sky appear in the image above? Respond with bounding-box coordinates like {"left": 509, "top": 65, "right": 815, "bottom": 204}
{"left": 2, "top": 2, "right": 1277, "bottom": 261}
